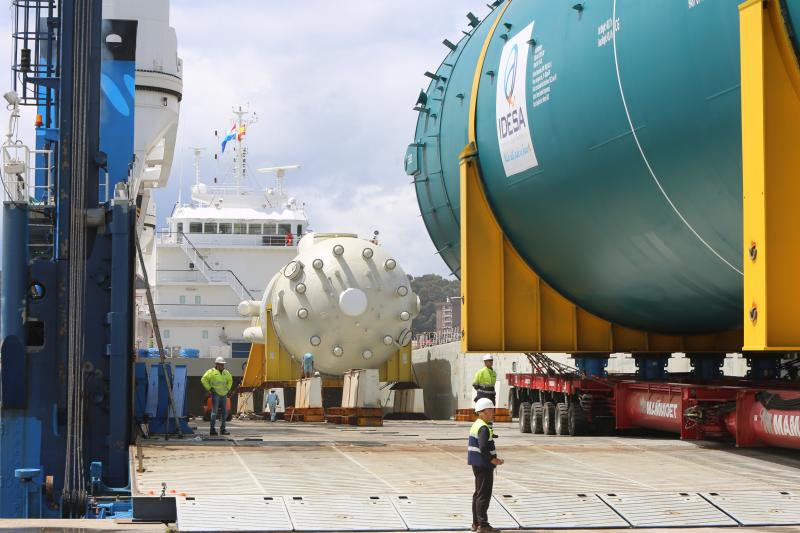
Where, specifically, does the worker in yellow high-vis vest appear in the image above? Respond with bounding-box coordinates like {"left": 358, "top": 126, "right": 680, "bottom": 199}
{"left": 201, "top": 357, "right": 233, "bottom": 436}
{"left": 472, "top": 354, "right": 497, "bottom": 405}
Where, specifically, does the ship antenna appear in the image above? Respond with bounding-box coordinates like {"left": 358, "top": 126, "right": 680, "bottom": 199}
{"left": 232, "top": 105, "right": 258, "bottom": 193}
{"left": 257, "top": 165, "right": 302, "bottom": 196}
{"left": 188, "top": 146, "right": 205, "bottom": 189}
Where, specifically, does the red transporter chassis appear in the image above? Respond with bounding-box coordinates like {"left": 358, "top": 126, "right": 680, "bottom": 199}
{"left": 506, "top": 373, "right": 800, "bottom": 450}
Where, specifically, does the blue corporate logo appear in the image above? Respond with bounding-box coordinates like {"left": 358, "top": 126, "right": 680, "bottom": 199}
{"left": 504, "top": 44, "right": 518, "bottom": 106}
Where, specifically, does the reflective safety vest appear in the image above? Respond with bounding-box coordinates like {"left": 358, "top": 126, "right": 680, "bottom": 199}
{"left": 467, "top": 418, "right": 496, "bottom": 468}
{"left": 473, "top": 366, "right": 497, "bottom": 388}
{"left": 201, "top": 367, "right": 233, "bottom": 395}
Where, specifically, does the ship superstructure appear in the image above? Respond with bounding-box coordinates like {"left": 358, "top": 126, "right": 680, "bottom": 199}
{"left": 137, "top": 108, "right": 308, "bottom": 359}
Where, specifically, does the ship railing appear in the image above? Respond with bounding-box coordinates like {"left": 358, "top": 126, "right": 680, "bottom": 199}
{"left": 175, "top": 231, "right": 256, "bottom": 303}
{"left": 156, "top": 230, "right": 296, "bottom": 248}
{"left": 136, "top": 303, "right": 243, "bottom": 319}
{"left": 1, "top": 143, "right": 54, "bottom": 204}
{"left": 411, "top": 328, "right": 462, "bottom": 349}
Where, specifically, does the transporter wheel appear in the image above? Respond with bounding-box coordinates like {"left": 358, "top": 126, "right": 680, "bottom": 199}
{"left": 568, "top": 403, "right": 588, "bottom": 436}
{"left": 508, "top": 387, "right": 520, "bottom": 418}
{"left": 555, "top": 403, "right": 570, "bottom": 436}
{"left": 542, "top": 402, "right": 556, "bottom": 435}
{"left": 518, "top": 402, "right": 532, "bottom": 433}
{"left": 531, "top": 402, "right": 544, "bottom": 434}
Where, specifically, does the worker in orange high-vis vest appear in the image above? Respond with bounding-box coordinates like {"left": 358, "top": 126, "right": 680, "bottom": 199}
{"left": 468, "top": 398, "right": 504, "bottom": 533}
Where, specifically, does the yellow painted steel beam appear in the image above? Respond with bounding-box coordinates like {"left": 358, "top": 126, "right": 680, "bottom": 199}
{"left": 380, "top": 344, "right": 413, "bottom": 383}
{"left": 241, "top": 305, "right": 300, "bottom": 388}
{"left": 459, "top": 0, "right": 742, "bottom": 354}
{"left": 740, "top": 0, "right": 800, "bottom": 351}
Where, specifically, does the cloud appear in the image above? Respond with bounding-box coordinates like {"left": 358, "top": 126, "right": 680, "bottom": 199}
{"left": 1, "top": 0, "right": 488, "bottom": 277}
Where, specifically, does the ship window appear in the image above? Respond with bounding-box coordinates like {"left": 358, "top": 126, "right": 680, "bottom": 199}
{"left": 297, "top": 224, "right": 303, "bottom": 235}
{"left": 278, "top": 223, "right": 292, "bottom": 235}
{"left": 247, "top": 223, "right": 262, "bottom": 235}
{"left": 176, "top": 222, "right": 183, "bottom": 234}
{"left": 202, "top": 330, "right": 208, "bottom": 339}
{"left": 203, "top": 222, "right": 218, "bottom": 234}
{"left": 262, "top": 223, "right": 277, "bottom": 235}
{"left": 179, "top": 295, "right": 186, "bottom": 304}
{"left": 219, "top": 223, "right": 232, "bottom": 234}
{"left": 163, "top": 329, "right": 171, "bottom": 339}
{"left": 195, "top": 295, "right": 202, "bottom": 305}
{"left": 189, "top": 222, "right": 202, "bottom": 233}
{"left": 233, "top": 223, "right": 246, "bottom": 234}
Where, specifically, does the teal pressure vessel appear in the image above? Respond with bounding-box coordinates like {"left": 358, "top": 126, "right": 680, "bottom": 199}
{"left": 407, "top": 0, "right": 800, "bottom": 334}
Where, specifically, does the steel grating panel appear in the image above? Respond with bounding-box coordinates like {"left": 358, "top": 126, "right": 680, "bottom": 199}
{"left": 598, "top": 492, "right": 738, "bottom": 528}
{"left": 496, "top": 493, "right": 629, "bottom": 529}
{"left": 177, "top": 495, "right": 292, "bottom": 532}
{"left": 390, "top": 494, "right": 518, "bottom": 531}
{"left": 701, "top": 491, "right": 800, "bottom": 526}
{"left": 285, "top": 495, "right": 407, "bottom": 532}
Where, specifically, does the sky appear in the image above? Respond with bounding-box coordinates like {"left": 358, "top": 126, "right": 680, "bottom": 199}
{"left": 1, "top": 1, "right": 483, "bottom": 277}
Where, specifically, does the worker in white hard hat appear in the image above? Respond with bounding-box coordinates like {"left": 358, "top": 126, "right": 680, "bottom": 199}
{"left": 201, "top": 357, "right": 233, "bottom": 436}
{"left": 468, "top": 398, "right": 504, "bottom": 533}
{"left": 472, "top": 354, "right": 498, "bottom": 405}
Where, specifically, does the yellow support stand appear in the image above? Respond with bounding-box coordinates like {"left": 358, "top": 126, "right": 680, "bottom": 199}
{"left": 242, "top": 305, "right": 414, "bottom": 387}
{"left": 740, "top": 0, "right": 800, "bottom": 351}
{"left": 241, "top": 305, "right": 300, "bottom": 388}
{"left": 458, "top": 0, "right": 743, "bottom": 354}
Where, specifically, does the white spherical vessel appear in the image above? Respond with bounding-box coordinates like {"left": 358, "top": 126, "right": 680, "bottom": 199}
{"left": 259, "top": 233, "right": 420, "bottom": 374}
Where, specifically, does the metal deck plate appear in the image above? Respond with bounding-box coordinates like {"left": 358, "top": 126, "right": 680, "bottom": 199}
{"left": 702, "top": 490, "right": 800, "bottom": 526}
{"left": 285, "top": 495, "right": 406, "bottom": 532}
{"left": 496, "top": 493, "right": 629, "bottom": 529}
{"left": 390, "top": 494, "right": 518, "bottom": 531}
{"left": 598, "top": 492, "right": 738, "bottom": 528}
{"left": 177, "top": 495, "right": 292, "bottom": 532}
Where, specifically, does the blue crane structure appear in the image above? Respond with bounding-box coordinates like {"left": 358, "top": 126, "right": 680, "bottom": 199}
{"left": 0, "top": 0, "right": 163, "bottom": 518}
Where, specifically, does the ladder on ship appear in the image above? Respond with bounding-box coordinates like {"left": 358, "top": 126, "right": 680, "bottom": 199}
{"left": 177, "top": 231, "right": 255, "bottom": 302}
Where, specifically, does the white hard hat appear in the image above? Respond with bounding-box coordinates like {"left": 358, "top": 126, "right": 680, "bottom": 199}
{"left": 215, "top": 357, "right": 226, "bottom": 364}
{"left": 474, "top": 398, "right": 495, "bottom": 412}
{"left": 483, "top": 354, "right": 494, "bottom": 361}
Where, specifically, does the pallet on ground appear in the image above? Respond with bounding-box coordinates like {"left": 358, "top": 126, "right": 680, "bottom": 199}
{"left": 326, "top": 407, "right": 383, "bottom": 417}
{"left": 324, "top": 413, "right": 383, "bottom": 426}
{"left": 284, "top": 407, "right": 325, "bottom": 422}
{"left": 454, "top": 408, "right": 511, "bottom": 423}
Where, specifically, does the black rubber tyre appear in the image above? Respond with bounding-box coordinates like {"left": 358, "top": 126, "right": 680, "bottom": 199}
{"left": 518, "top": 402, "right": 532, "bottom": 433}
{"left": 568, "top": 403, "right": 588, "bottom": 436}
{"left": 531, "top": 402, "right": 544, "bottom": 434}
{"left": 555, "top": 403, "right": 570, "bottom": 436}
{"left": 542, "top": 402, "right": 556, "bottom": 435}
{"left": 508, "top": 387, "right": 520, "bottom": 418}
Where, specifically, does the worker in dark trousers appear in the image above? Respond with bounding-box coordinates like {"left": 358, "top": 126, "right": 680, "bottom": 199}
{"left": 468, "top": 398, "right": 504, "bottom": 533}
{"left": 472, "top": 354, "right": 498, "bottom": 405}
{"left": 201, "top": 357, "right": 233, "bottom": 436}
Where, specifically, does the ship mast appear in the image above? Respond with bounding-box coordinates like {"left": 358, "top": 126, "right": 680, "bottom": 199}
{"left": 232, "top": 105, "right": 258, "bottom": 193}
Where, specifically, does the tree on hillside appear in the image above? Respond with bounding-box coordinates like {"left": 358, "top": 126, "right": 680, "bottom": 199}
{"left": 409, "top": 274, "right": 460, "bottom": 333}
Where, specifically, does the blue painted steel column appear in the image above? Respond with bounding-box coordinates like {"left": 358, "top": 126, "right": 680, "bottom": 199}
{"left": 574, "top": 356, "right": 609, "bottom": 378}
{"left": 633, "top": 354, "right": 670, "bottom": 380}
{"left": 1, "top": 202, "right": 29, "bottom": 345}
{"left": 688, "top": 354, "right": 726, "bottom": 380}
{"left": 0, "top": 201, "right": 31, "bottom": 517}
{"left": 106, "top": 202, "right": 133, "bottom": 482}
